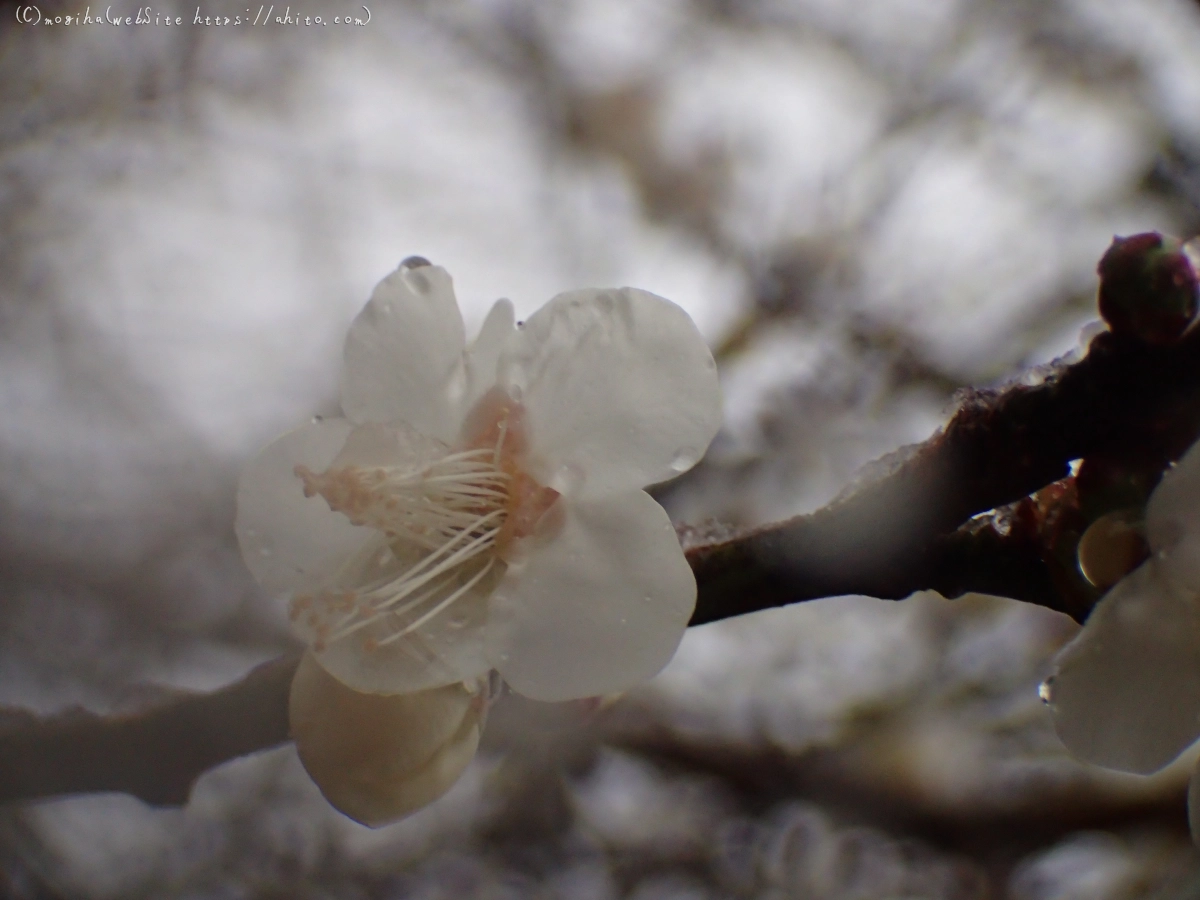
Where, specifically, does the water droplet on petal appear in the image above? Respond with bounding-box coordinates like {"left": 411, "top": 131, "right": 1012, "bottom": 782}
{"left": 669, "top": 449, "right": 699, "bottom": 472}
{"left": 1038, "top": 677, "right": 1054, "bottom": 704}
{"left": 642, "top": 595, "right": 652, "bottom": 604}
{"left": 619, "top": 617, "right": 627, "bottom": 625}
{"left": 400, "top": 255, "right": 432, "bottom": 269}
{"left": 310, "top": 415, "right": 324, "bottom": 425}
{"left": 552, "top": 463, "right": 585, "bottom": 496}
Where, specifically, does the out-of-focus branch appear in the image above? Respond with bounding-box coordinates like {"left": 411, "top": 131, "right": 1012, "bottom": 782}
{"left": 6, "top": 314, "right": 1200, "bottom": 810}
{"left": 0, "top": 653, "right": 300, "bottom": 807}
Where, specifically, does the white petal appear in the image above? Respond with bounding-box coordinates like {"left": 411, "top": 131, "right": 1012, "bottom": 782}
{"left": 236, "top": 418, "right": 371, "bottom": 598}
{"left": 504, "top": 288, "right": 721, "bottom": 497}
{"left": 289, "top": 652, "right": 483, "bottom": 827}
{"left": 1148, "top": 439, "right": 1200, "bottom": 592}
{"left": 463, "top": 298, "right": 516, "bottom": 413}
{"left": 1048, "top": 561, "right": 1200, "bottom": 774}
{"left": 341, "top": 264, "right": 466, "bottom": 441}
{"left": 485, "top": 490, "right": 695, "bottom": 702}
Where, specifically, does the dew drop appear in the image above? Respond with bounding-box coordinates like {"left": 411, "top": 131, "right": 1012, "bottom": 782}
{"left": 310, "top": 415, "right": 324, "bottom": 425}
{"left": 669, "top": 449, "right": 698, "bottom": 472}
{"left": 1038, "top": 677, "right": 1054, "bottom": 704}
{"left": 642, "top": 595, "right": 652, "bottom": 604}
{"left": 619, "top": 617, "right": 627, "bottom": 625}
{"left": 259, "top": 547, "right": 273, "bottom": 558}
{"left": 400, "top": 255, "right": 432, "bottom": 269}
{"left": 552, "top": 463, "right": 585, "bottom": 495}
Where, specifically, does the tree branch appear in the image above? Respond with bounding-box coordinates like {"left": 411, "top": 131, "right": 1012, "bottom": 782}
{"left": 6, "top": 324, "right": 1200, "bottom": 809}
{"left": 0, "top": 653, "right": 300, "bottom": 807}
{"left": 689, "top": 327, "right": 1200, "bottom": 625}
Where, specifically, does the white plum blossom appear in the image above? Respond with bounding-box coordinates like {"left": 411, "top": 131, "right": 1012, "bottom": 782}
{"left": 236, "top": 259, "right": 722, "bottom": 704}
{"left": 1046, "top": 437, "right": 1200, "bottom": 836}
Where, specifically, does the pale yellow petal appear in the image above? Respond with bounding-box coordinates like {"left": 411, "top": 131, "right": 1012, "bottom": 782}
{"left": 289, "top": 652, "right": 484, "bottom": 827}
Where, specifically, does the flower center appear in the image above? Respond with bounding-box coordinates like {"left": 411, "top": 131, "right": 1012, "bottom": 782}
{"left": 289, "top": 391, "right": 559, "bottom": 657}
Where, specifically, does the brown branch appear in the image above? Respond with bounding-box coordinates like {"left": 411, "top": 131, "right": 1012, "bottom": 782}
{"left": 688, "top": 327, "right": 1200, "bottom": 625}
{"left": 0, "top": 653, "right": 300, "bottom": 807}
{"left": 6, "top": 325, "right": 1200, "bottom": 810}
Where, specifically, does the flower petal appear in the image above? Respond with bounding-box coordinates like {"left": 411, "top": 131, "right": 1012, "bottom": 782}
{"left": 341, "top": 264, "right": 466, "bottom": 441}
{"left": 1048, "top": 560, "right": 1200, "bottom": 774}
{"left": 1147, "top": 439, "right": 1200, "bottom": 592}
{"left": 463, "top": 298, "right": 516, "bottom": 414}
{"left": 485, "top": 489, "right": 695, "bottom": 702}
{"left": 289, "top": 652, "right": 484, "bottom": 827}
{"left": 504, "top": 288, "right": 721, "bottom": 497}
{"left": 236, "top": 418, "right": 371, "bottom": 598}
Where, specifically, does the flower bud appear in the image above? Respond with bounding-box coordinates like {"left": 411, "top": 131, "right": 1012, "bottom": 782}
{"left": 1097, "top": 232, "right": 1199, "bottom": 344}
{"left": 289, "top": 652, "right": 485, "bottom": 827}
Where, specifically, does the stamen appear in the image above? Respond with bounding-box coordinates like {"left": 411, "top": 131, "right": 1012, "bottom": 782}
{"left": 329, "top": 573, "right": 456, "bottom": 643}
{"left": 296, "top": 400, "right": 562, "bottom": 657}
{"left": 377, "top": 558, "right": 496, "bottom": 646}
{"left": 494, "top": 416, "right": 508, "bottom": 467}
{"left": 372, "top": 510, "right": 504, "bottom": 606}
{"left": 323, "top": 511, "right": 503, "bottom": 642}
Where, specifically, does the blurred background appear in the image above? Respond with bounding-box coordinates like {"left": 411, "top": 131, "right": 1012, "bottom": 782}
{"left": 2, "top": 0, "right": 1200, "bottom": 896}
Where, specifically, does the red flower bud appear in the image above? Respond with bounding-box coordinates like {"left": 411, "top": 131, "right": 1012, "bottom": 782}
{"left": 1097, "top": 232, "right": 1199, "bottom": 344}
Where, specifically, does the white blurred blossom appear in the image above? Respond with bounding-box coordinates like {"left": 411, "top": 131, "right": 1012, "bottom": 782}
{"left": 1046, "top": 437, "right": 1200, "bottom": 838}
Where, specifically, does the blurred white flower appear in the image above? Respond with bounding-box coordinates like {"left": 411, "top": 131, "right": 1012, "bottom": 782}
{"left": 237, "top": 259, "right": 721, "bottom": 703}
{"left": 1046, "top": 437, "right": 1200, "bottom": 837}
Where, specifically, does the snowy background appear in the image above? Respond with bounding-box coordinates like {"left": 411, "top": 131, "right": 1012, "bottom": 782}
{"left": 3, "top": 0, "right": 1200, "bottom": 896}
